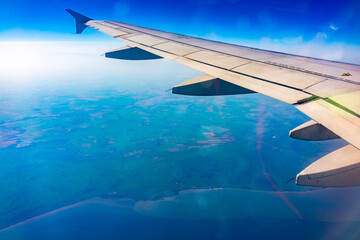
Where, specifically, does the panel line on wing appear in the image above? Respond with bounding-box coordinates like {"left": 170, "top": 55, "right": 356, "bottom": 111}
{"left": 229, "top": 62, "right": 252, "bottom": 70}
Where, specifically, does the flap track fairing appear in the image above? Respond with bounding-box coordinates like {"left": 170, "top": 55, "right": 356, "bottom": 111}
{"left": 296, "top": 145, "right": 360, "bottom": 187}
{"left": 172, "top": 74, "right": 255, "bottom": 96}
{"left": 289, "top": 120, "right": 340, "bottom": 141}
{"left": 105, "top": 46, "right": 163, "bottom": 60}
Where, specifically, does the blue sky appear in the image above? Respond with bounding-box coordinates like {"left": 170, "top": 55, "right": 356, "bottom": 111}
{"left": 0, "top": 0, "right": 360, "bottom": 63}
{"left": 1, "top": 0, "right": 359, "bottom": 42}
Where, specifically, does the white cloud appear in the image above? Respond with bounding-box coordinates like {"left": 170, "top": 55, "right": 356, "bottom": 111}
{"left": 329, "top": 24, "right": 339, "bottom": 31}
{"left": 315, "top": 32, "right": 327, "bottom": 39}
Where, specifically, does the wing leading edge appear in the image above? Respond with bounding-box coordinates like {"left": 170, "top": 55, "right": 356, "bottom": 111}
{"left": 67, "top": 10, "right": 360, "bottom": 187}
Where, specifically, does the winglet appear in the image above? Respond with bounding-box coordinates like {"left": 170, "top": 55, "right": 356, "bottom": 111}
{"left": 66, "top": 9, "right": 92, "bottom": 34}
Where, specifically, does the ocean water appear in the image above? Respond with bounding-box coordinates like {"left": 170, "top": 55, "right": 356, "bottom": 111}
{"left": 0, "top": 41, "right": 359, "bottom": 239}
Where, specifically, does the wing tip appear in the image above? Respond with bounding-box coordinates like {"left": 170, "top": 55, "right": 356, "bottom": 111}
{"left": 65, "top": 9, "right": 92, "bottom": 22}
{"left": 65, "top": 9, "right": 92, "bottom": 34}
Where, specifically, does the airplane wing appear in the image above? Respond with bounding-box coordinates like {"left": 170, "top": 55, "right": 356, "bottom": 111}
{"left": 66, "top": 9, "right": 360, "bottom": 187}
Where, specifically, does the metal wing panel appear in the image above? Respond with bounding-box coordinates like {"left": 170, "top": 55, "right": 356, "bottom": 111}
{"left": 304, "top": 79, "right": 360, "bottom": 98}
{"left": 126, "top": 34, "right": 169, "bottom": 46}
{"left": 86, "top": 21, "right": 132, "bottom": 37}
{"left": 118, "top": 32, "right": 143, "bottom": 39}
{"left": 286, "top": 58, "right": 360, "bottom": 84}
{"left": 232, "top": 62, "right": 326, "bottom": 90}
{"left": 152, "top": 42, "right": 201, "bottom": 56}
{"left": 185, "top": 50, "right": 251, "bottom": 70}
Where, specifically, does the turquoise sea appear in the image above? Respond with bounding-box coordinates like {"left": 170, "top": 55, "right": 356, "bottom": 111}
{"left": 0, "top": 41, "right": 359, "bottom": 239}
